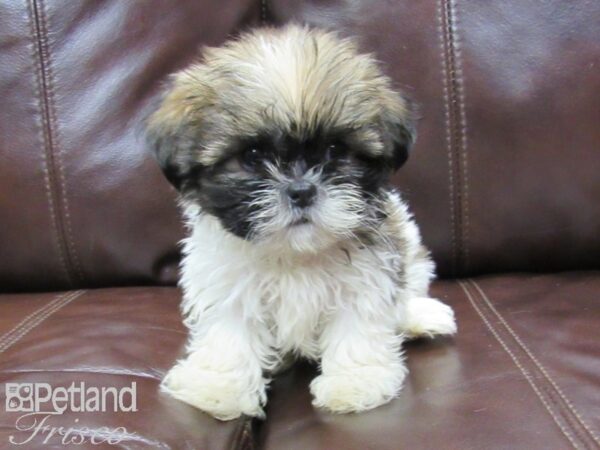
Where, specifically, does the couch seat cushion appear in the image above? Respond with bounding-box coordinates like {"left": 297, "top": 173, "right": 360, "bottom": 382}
{"left": 1, "top": 274, "right": 598, "bottom": 449}
{"left": 260, "top": 273, "right": 600, "bottom": 450}
{"left": 0, "top": 287, "right": 252, "bottom": 449}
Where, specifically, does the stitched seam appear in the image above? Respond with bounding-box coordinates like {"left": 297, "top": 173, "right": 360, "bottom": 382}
{"left": 26, "top": 0, "right": 72, "bottom": 287}
{"left": 458, "top": 281, "right": 581, "bottom": 449}
{"left": 0, "top": 292, "right": 69, "bottom": 348}
{"left": 451, "top": 0, "right": 470, "bottom": 272}
{"left": 438, "top": 0, "right": 458, "bottom": 276}
{"left": 37, "top": 0, "right": 85, "bottom": 284}
{"left": 0, "top": 291, "right": 84, "bottom": 353}
{"left": 470, "top": 280, "right": 600, "bottom": 447}
{"left": 0, "top": 291, "right": 85, "bottom": 354}
{"left": 446, "top": 0, "right": 465, "bottom": 274}
{"left": 260, "top": 0, "right": 267, "bottom": 26}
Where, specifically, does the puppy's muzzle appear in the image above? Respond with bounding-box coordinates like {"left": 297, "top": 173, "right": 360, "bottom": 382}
{"left": 287, "top": 180, "right": 317, "bottom": 208}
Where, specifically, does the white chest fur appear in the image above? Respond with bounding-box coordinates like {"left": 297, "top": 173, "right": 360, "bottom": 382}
{"left": 163, "top": 197, "right": 455, "bottom": 421}
{"left": 178, "top": 208, "right": 403, "bottom": 360}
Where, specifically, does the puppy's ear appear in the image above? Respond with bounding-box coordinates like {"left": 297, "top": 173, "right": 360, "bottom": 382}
{"left": 146, "top": 70, "right": 212, "bottom": 191}
{"left": 380, "top": 92, "right": 417, "bottom": 170}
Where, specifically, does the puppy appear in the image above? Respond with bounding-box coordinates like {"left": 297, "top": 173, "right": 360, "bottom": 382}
{"left": 147, "top": 25, "right": 456, "bottom": 420}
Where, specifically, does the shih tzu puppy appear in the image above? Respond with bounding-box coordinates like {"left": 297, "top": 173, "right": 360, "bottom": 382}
{"left": 147, "top": 25, "right": 456, "bottom": 420}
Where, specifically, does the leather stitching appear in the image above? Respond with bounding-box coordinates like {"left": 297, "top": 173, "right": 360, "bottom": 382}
{"left": 260, "top": 0, "right": 268, "bottom": 26}
{"left": 3, "top": 367, "right": 163, "bottom": 380}
{"left": 0, "top": 291, "right": 85, "bottom": 354}
{"left": 438, "top": 0, "right": 458, "bottom": 275}
{"left": 458, "top": 281, "right": 581, "bottom": 449}
{"left": 470, "top": 280, "right": 600, "bottom": 447}
{"left": 452, "top": 0, "right": 470, "bottom": 272}
{"left": 25, "top": 0, "right": 71, "bottom": 286}
{"left": 439, "top": 0, "right": 469, "bottom": 275}
{"left": 0, "top": 294, "right": 68, "bottom": 349}
{"left": 37, "top": 0, "right": 85, "bottom": 284}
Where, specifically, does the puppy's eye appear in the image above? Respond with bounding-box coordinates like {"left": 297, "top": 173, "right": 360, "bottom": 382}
{"left": 241, "top": 147, "right": 264, "bottom": 169}
{"left": 325, "top": 143, "right": 346, "bottom": 160}
{"left": 353, "top": 151, "right": 384, "bottom": 168}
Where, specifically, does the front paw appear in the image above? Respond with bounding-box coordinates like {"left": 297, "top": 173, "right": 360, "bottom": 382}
{"left": 403, "top": 297, "right": 457, "bottom": 339}
{"left": 161, "top": 354, "right": 266, "bottom": 420}
{"left": 310, "top": 364, "right": 407, "bottom": 414}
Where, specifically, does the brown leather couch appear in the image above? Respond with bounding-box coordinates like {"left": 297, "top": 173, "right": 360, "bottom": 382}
{"left": 1, "top": 1, "right": 598, "bottom": 449}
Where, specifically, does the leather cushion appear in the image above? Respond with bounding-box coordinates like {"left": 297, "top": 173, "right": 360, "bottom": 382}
{"left": 259, "top": 272, "right": 600, "bottom": 449}
{"left": 0, "top": 288, "right": 252, "bottom": 449}
{"left": 1, "top": 274, "right": 598, "bottom": 448}
{"left": 267, "top": 0, "right": 600, "bottom": 277}
{"left": 2, "top": 1, "right": 599, "bottom": 290}
{"left": 0, "top": 0, "right": 262, "bottom": 291}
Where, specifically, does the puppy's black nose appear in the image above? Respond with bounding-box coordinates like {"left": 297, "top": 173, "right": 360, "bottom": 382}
{"left": 287, "top": 181, "right": 317, "bottom": 208}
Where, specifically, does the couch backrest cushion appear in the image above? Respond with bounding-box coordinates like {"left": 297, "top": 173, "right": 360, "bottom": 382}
{"left": 1, "top": 0, "right": 598, "bottom": 291}
{"left": 268, "top": 0, "right": 600, "bottom": 276}
{"left": 0, "top": 0, "right": 261, "bottom": 291}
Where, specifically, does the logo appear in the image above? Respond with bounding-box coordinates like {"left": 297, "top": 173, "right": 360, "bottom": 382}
{"left": 5, "top": 384, "right": 34, "bottom": 412}
{"left": 5, "top": 382, "right": 137, "bottom": 414}
{"left": 4, "top": 382, "right": 138, "bottom": 446}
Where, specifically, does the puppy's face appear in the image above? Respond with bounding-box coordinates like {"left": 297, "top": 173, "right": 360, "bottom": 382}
{"left": 147, "top": 26, "right": 415, "bottom": 253}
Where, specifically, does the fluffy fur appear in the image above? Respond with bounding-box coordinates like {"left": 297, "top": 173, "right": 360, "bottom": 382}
{"left": 147, "top": 25, "right": 456, "bottom": 420}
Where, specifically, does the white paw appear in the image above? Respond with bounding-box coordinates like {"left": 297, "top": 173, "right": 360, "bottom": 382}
{"left": 310, "top": 365, "right": 407, "bottom": 414}
{"left": 403, "top": 297, "right": 457, "bottom": 339}
{"left": 161, "top": 353, "right": 266, "bottom": 420}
